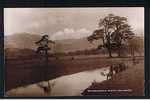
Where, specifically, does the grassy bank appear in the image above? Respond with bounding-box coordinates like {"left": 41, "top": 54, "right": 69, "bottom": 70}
{"left": 82, "top": 60, "right": 144, "bottom": 96}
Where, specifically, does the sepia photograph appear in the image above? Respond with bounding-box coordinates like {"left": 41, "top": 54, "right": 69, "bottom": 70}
{"left": 4, "top": 7, "right": 144, "bottom": 96}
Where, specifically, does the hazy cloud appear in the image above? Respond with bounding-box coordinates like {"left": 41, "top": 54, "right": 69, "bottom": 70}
{"left": 4, "top": 8, "right": 144, "bottom": 40}
{"left": 51, "top": 28, "right": 92, "bottom": 40}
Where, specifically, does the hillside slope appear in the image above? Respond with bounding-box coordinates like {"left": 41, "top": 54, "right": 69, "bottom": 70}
{"left": 5, "top": 33, "right": 102, "bottom": 53}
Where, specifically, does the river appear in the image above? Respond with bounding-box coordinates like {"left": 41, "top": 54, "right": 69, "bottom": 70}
{"left": 6, "top": 67, "right": 109, "bottom": 96}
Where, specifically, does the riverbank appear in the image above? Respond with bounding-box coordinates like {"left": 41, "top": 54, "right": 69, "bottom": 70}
{"left": 82, "top": 60, "right": 144, "bottom": 96}
{"left": 6, "top": 55, "right": 144, "bottom": 92}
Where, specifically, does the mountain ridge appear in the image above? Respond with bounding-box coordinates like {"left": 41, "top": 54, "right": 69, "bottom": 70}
{"left": 5, "top": 33, "right": 101, "bottom": 53}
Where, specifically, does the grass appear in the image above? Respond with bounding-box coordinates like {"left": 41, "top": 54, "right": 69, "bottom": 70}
{"left": 6, "top": 54, "right": 144, "bottom": 96}
{"left": 82, "top": 59, "right": 144, "bottom": 96}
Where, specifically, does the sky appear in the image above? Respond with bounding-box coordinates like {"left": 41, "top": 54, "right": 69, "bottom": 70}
{"left": 4, "top": 7, "right": 144, "bottom": 40}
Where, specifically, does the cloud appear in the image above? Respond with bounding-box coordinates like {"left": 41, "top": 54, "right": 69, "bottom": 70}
{"left": 4, "top": 8, "right": 144, "bottom": 37}
{"left": 50, "top": 28, "right": 92, "bottom": 40}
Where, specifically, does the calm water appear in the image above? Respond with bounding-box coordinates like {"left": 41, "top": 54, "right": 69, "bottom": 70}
{"left": 6, "top": 67, "right": 109, "bottom": 96}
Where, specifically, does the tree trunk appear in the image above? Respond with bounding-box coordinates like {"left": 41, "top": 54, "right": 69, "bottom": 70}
{"left": 44, "top": 49, "right": 49, "bottom": 80}
{"left": 118, "top": 47, "right": 121, "bottom": 57}
{"left": 107, "top": 35, "right": 112, "bottom": 58}
{"left": 108, "top": 48, "right": 112, "bottom": 57}
{"left": 102, "top": 37, "right": 105, "bottom": 45}
{"left": 109, "top": 50, "right": 112, "bottom": 57}
{"left": 117, "top": 40, "right": 122, "bottom": 57}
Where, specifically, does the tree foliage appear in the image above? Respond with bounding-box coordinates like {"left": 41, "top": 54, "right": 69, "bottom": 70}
{"left": 127, "top": 37, "right": 144, "bottom": 57}
{"left": 87, "top": 14, "right": 134, "bottom": 57}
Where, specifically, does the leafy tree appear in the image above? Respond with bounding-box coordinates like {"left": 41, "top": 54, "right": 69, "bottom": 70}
{"left": 87, "top": 14, "right": 134, "bottom": 57}
{"left": 127, "top": 36, "right": 144, "bottom": 57}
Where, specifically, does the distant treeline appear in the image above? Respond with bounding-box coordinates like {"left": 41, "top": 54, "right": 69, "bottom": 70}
{"left": 5, "top": 48, "right": 107, "bottom": 59}
{"left": 5, "top": 46, "right": 144, "bottom": 60}
{"left": 52, "top": 48, "right": 108, "bottom": 56}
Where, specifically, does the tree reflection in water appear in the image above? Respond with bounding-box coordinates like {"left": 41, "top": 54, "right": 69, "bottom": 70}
{"left": 37, "top": 81, "right": 56, "bottom": 95}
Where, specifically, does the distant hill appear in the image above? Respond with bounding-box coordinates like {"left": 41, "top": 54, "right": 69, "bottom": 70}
{"left": 5, "top": 48, "right": 37, "bottom": 59}
{"left": 54, "top": 38, "right": 101, "bottom": 53}
{"left": 5, "top": 33, "right": 144, "bottom": 53}
{"left": 5, "top": 33, "right": 41, "bottom": 50}
{"left": 5, "top": 33, "right": 144, "bottom": 58}
{"left": 5, "top": 33, "right": 101, "bottom": 53}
